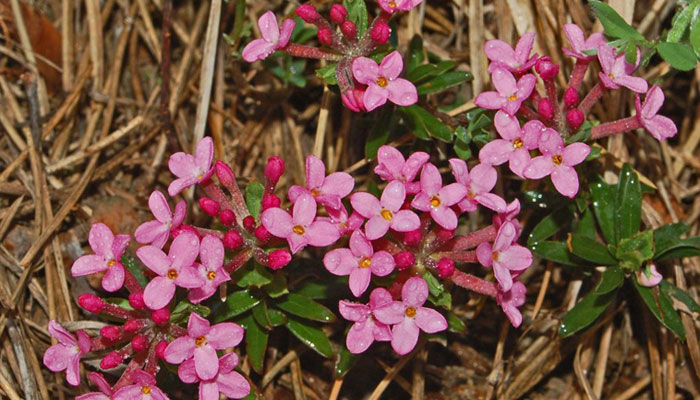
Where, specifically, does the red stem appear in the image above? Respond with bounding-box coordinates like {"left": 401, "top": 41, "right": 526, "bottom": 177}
{"left": 433, "top": 250, "right": 477, "bottom": 263}
{"left": 568, "top": 59, "right": 590, "bottom": 93}
{"left": 282, "top": 43, "right": 342, "bottom": 61}
{"left": 450, "top": 269, "right": 498, "bottom": 297}
{"left": 446, "top": 225, "right": 497, "bottom": 251}
{"left": 578, "top": 81, "right": 605, "bottom": 115}
{"left": 589, "top": 116, "right": 642, "bottom": 140}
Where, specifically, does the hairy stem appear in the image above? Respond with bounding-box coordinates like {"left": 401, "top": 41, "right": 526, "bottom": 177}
{"left": 578, "top": 81, "right": 605, "bottom": 115}
{"left": 589, "top": 116, "right": 641, "bottom": 140}
{"left": 450, "top": 269, "right": 498, "bottom": 297}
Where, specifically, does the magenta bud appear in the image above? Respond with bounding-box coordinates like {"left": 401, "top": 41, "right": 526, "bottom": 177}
{"left": 100, "top": 325, "right": 121, "bottom": 342}
{"left": 243, "top": 216, "right": 256, "bottom": 232}
{"left": 151, "top": 308, "right": 170, "bottom": 326}
{"left": 395, "top": 251, "right": 415, "bottom": 271}
{"left": 123, "top": 319, "right": 142, "bottom": 333}
{"left": 155, "top": 340, "right": 169, "bottom": 359}
{"left": 100, "top": 352, "right": 122, "bottom": 369}
{"left": 535, "top": 57, "right": 559, "bottom": 81}
{"left": 341, "top": 20, "right": 357, "bottom": 39}
{"left": 264, "top": 157, "right": 285, "bottom": 185}
{"left": 341, "top": 88, "right": 366, "bottom": 112}
{"left": 564, "top": 87, "right": 580, "bottom": 108}
{"left": 268, "top": 249, "right": 292, "bottom": 270}
{"left": 78, "top": 293, "right": 105, "bottom": 313}
{"left": 214, "top": 161, "right": 236, "bottom": 187}
{"left": 262, "top": 194, "right": 281, "bottom": 210}
{"left": 223, "top": 230, "right": 243, "bottom": 250}
{"left": 330, "top": 4, "right": 348, "bottom": 24}
{"left": 403, "top": 229, "right": 422, "bottom": 246}
{"left": 131, "top": 335, "right": 149, "bottom": 352}
{"left": 254, "top": 226, "right": 271, "bottom": 243}
{"left": 128, "top": 293, "right": 146, "bottom": 310}
{"left": 566, "top": 108, "right": 584, "bottom": 130}
{"left": 219, "top": 209, "right": 236, "bottom": 226}
{"left": 437, "top": 258, "right": 455, "bottom": 278}
{"left": 172, "top": 225, "right": 199, "bottom": 239}
{"left": 199, "top": 197, "right": 220, "bottom": 217}
{"left": 318, "top": 28, "right": 333, "bottom": 46}
{"left": 538, "top": 98, "right": 554, "bottom": 120}
{"left": 296, "top": 4, "right": 320, "bottom": 23}
{"left": 436, "top": 228, "right": 455, "bottom": 243}
{"left": 371, "top": 21, "right": 391, "bottom": 44}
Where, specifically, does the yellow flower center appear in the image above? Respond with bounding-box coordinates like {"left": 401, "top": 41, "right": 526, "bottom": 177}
{"left": 207, "top": 271, "right": 216, "bottom": 280}
{"left": 141, "top": 386, "right": 152, "bottom": 394}
{"left": 198, "top": 172, "right": 204, "bottom": 180}
{"left": 512, "top": 138, "right": 523, "bottom": 149}
{"left": 466, "top": 191, "right": 475, "bottom": 199}
{"left": 194, "top": 336, "right": 206, "bottom": 347}
{"left": 405, "top": 306, "right": 416, "bottom": 318}
{"left": 380, "top": 209, "right": 393, "bottom": 221}
{"left": 608, "top": 73, "right": 615, "bottom": 79}
{"left": 552, "top": 155, "right": 563, "bottom": 166}
{"left": 293, "top": 225, "right": 306, "bottom": 235}
{"left": 507, "top": 94, "right": 518, "bottom": 101}
{"left": 167, "top": 269, "right": 178, "bottom": 280}
{"left": 359, "top": 257, "right": 371, "bottom": 269}
{"left": 492, "top": 251, "right": 500, "bottom": 262}
{"left": 376, "top": 77, "right": 388, "bottom": 88}
{"left": 388, "top": 1, "right": 397, "bottom": 8}
{"left": 429, "top": 196, "right": 441, "bottom": 208}
{"left": 310, "top": 189, "right": 320, "bottom": 197}
{"left": 107, "top": 260, "right": 116, "bottom": 267}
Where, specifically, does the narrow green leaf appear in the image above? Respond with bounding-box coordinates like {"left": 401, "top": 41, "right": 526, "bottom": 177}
{"left": 275, "top": 293, "right": 337, "bottom": 323}
{"left": 422, "top": 270, "right": 452, "bottom": 309}
{"left": 660, "top": 281, "right": 700, "bottom": 313}
{"left": 122, "top": 255, "right": 148, "bottom": 288}
{"left": 595, "top": 267, "right": 625, "bottom": 294}
{"left": 170, "top": 301, "right": 210, "bottom": 324}
{"left": 569, "top": 233, "right": 618, "bottom": 265}
{"left": 402, "top": 105, "right": 453, "bottom": 142}
{"left": 616, "top": 164, "right": 642, "bottom": 241}
{"left": 365, "top": 108, "right": 393, "bottom": 159}
{"left": 634, "top": 280, "right": 686, "bottom": 340}
{"left": 589, "top": 1, "right": 644, "bottom": 40}
{"left": 294, "top": 277, "right": 349, "bottom": 299}
{"left": 286, "top": 317, "right": 334, "bottom": 358}
{"left": 214, "top": 289, "right": 260, "bottom": 322}
{"left": 316, "top": 64, "right": 338, "bottom": 85}
{"left": 559, "top": 290, "right": 616, "bottom": 337}
{"left": 575, "top": 209, "right": 597, "bottom": 239}
{"left": 264, "top": 273, "right": 289, "bottom": 298}
{"left": 655, "top": 237, "right": 700, "bottom": 261}
{"left": 343, "top": 0, "right": 368, "bottom": 38}
{"left": 406, "top": 64, "right": 438, "bottom": 83}
{"left": 453, "top": 138, "right": 472, "bottom": 160}
{"left": 235, "top": 263, "right": 273, "bottom": 288}
{"left": 624, "top": 41, "right": 638, "bottom": 65}
{"left": 668, "top": 6, "right": 693, "bottom": 43}
{"left": 266, "top": 308, "right": 288, "bottom": 327}
{"left": 690, "top": 6, "right": 700, "bottom": 56}
{"left": 239, "top": 314, "right": 268, "bottom": 373}
{"left": 657, "top": 42, "right": 698, "bottom": 71}
{"left": 616, "top": 231, "right": 655, "bottom": 271}
{"left": 526, "top": 206, "right": 575, "bottom": 246}
{"left": 417, "top": 71, "right": 473, "bottom": 95}
{"left": 654, "top": 223, "right": 691, "bottom": 257}
{"left": 245, "top": 181, "right": 265, "bottom": 219}
{"left": 530, "top": 241, "right": 591, "bottom": 267}
{"left": 407, "top": 35, "right": 425, "bottom": 72}
{"left": 590, "top": 181, "right": 617, "bottom": 244}
{"left": 252, "top": 301, "right": 273, "bottom": 330}
{"left": 446, "top": 311, "right": 467, "bottom": 333}
{"left": 334, "top": 343, "right": 358, "bottom": 378}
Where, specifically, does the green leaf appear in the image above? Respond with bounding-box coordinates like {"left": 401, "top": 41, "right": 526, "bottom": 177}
{"left": 245, "top": 181, "right": 265, "bottom": 219}
{"left": 422, "top": 270, "right": 452, "bottom": 309}
{"left": 286, "top": 317, "right": 334, "bottom": 358}
{"left": 590, "top": 181, "right": 617, "bottom": 244}
{"left": 264, "top": 273, "right": 289, "bottom": 298}
{"left": 365, "top": 108, "right": 393, "bottom": 159}
{"left": 334, "top": 343, "right": 358, "bottom": 378}
{"left": 624, "top": 41, "right": 638, "bottom": 65}
{"left": 446, "top": 311, "right": 467, "bottom": 333}
{"left": 566, "top": 121, "right": 594, "bottom": 144}
{"left": 294, "top": 277, "right": 349, "bottom": 299}
{"left": 417, "top": 71, "right": 473, "bottom": 95}
{"left": 343, "top": 0, "right": 368, "bottom": 38}
{"left": 240, "top": 314, "right": 268, "bottom": 373}
{"left": 170, "top": 301, "right": 210, "bottom": 324}
{"left": 660, "top": 281, "right": 700, "bottom": 314}
{"left": 668, "top": 6, "right": 693, "bottom": 42}
{"left": 527, "top": 206, "right": 575, "bottom": 246}
{"left": 634, "top": 279, "right": 686, "bottom": 340}
{"left": 654, "top": 223, "right": 691, "bottom": 257}
{"left": 690, "top": 7, "right": 700, "bottom": 56}
{"left": 407, "top": 35, "right": 425, "bottom": 72}
{"left": 559, "top": 289, "right": 616, "bottom": 337}
{"left": 596, "top": 267, "right": 625, "bottom": 294}
{"left": 406, "top": 64, "right": 438, "bottom": 83}
{"left": 316, "top": 64, "right": 338, "bottom": 85}
{"left": 402, "top": 105, "right": 453, "bottom": 142}
{"left": 530, "top": 241, "right": 591, "bottom": 267}
{"left": 616, "top": 164, "right": 642, "bottom": 241}
{"left": 655, "top": 237, "right": 700, "bottom": 261}
{"left": 121, "top": 255, "right": 148, "bottom": 288}
{"left": 615, "top": 230, "right": 654, "bottom": 271}
{"left": 235, "top": 263, "right": 273, "bottom": 288}
{"left": 274, "top": 293, "right": 337, "bottom": 323}
{"left": 453, "top": 137, "right": 472, "bottom": 160}
{"left": 568, "top": 234, "right": 618, "bottom": 265}
{"left": 657, "top": 42, "right": 698, "bottom": 71}
{"left": 589, "top": 1, "right": 644, "bottom": 40}
{"left": 214, "top": 289, "right": 261, "bottom": 322}
{"left": 575, "top": 209, "right": 597, "bottom": 239}
{"left": 252, "top": 301, "right": 274, "bottom": 330}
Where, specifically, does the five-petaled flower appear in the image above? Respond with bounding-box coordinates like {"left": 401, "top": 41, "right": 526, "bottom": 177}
{"left": 474, "top": 68, "right": 537, "bottom": 115}
{"left": 497, "top": 281, "right": 527, "bottom": 327}
{"left": 178, "top": 353, "right": 251, "bottom": 400}
{"left": 242, "top": 11, "right": 295, "bottom": 62}
{"left": 476, "top": 221, "right": 532, "bottom": 291}
{"left": 76, "top": 372, "right": 113, "bottom": 400}
{"left": 288, "top": 155, "right": 354, "bottom": 210}
{"left": 635, "top": 85, "right": 678, "bottom": 141}
{"left": 168, "top": 137, "right": 215, "bottom": 196}
{"left": 449, "top": 159, "right": 507, "bottom": 213}
{"left": 411, "top": 163, "right": 468, "bottom": 230}
{"left": 377, "top": 0, "right": 424, "bottom": 14}
{"left": 374, "top": 145, "right": 430, "bottom": 194}
{"left": 350, "top": 180, "right": 420, "bottom": 240}
{"left": 338, "top": 288, "right": 393, "bottom": 354}
{"left": 43, "top": 321, "right": 91, "bottom": 386}
{"left": 478, "top": 119, "right": 542, "bottom": 179}
{"left": 71, "top": 223, "right": 130, "bottom": 292}
{"left": 596, "top": 43, "right": 648, "bottom": 93}
{"left": 134, "top": 190, "right": 186, "bottom": 248}
{"left": 484, "top": 33, "right": 537, "bottom": 73}
{"left": 189, "top": 235, "right": 231, "bottom": 304}
{"left": 351, "top": 51, "right": 418, "bottom": 111}
{"left": 113, "top": 370, "right": 170, "bottom": 400}
{"left": 562, "top": 23, "right": 606, "bottom": 60}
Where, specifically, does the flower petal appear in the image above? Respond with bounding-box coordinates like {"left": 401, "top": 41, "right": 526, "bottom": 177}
{"left": 431, "top": 206, "right": 458, "bottom": 230}
{"left": 101, "top": 264, "right": 125, "bottom": 292}
{"left": 508, "top": 148, "right": 531, "bottom": 178}
{"left": 217, "top": 371, "right": 251, "bottom": 399}
{"left": 241, "top": 39, "right": 276, "bottom": 62}
{"left": 178, "top": 360, "right": 199, "bottom": 384}
{"left": 391, "top": 318, "right": 419, "bottom": 355}
{"left": 148, "top": 191, "right": 171, "bottom": 222}
{"left": 346, "top": 320, "right": 375, "bottom": 353}
{"left": 373, "top": 301, "right": 406, "bottom": 325}
{"left": 363, "top": 84, "right": 389, "bottom": 111}
{"left": 351, "top": 192, "right": 381, "bottom": 218}
{"left": 258, "top": 11, "right": 280, "bottom": 43}
{"left": 194, "top": 137, "right": 214, "bottom": 175}
{"left": 169, "top": 232, "right": 200, "bottom": 270}
{"left": 523, "top": 156, "right": 555, "bottom": 180}
{"left": 134, "top": 221, "right": 168, "bottom": 247}
{"left": 339, "top": 301, "right": 369, "bottom": 322}
{"left": 476, "top": 242, "right": 493, "bottom": 267}
{"left": 380, "top": 180, "right": 407, "bottom": 211}
{"left": 43, "top": 344, "right": 73, "bottom": 372}
{"left": 390, "top": 210, "right": 420, "bottom": 232}
{"left": 349, "top": 267, "right": 372, "bottom": 297}
{"left": 468, "top": 163, "right": 498, "bottom": 194}
{"left": 401, "top": 276, "right": 429, "bottom": 307}
{"left": 208, "top": 322, "right": 244, "bottom": 349}
{"left": 71, "top": 255, "right": 107, "bottom": 277}
{"left": 144, "top": 277, "right": 176, "bottom": 310}
{"left": 402, "top": 151, "right": 430, "bottom": 181}
{"left": 305, "top": 220, "right": 341, "bottom": 247}
{"left": 320, "top": 172, "right": 354, "bottom": 199}
{"left": 324, "top": 248, "right": 357, "bottom": 276}
{"left": 499, "top": 244, "right": 533, "bottom": 271}
{"left": 415, "top": 307, "right": 447, "bottom": 333}
{"left": 305, "top": 155, "right": 326, "bottom": 190}
{"left": 379, "top": 51, "right": 404, "bottom": 80}
{"left": 200, "top": 235, "right": 224, "bottom": 270}
{"left": 352, "top": 57, "right": 380, "bottom": 85}
{"left": 168, "top": 153, "right": 197, "bottom": 180}
{"left": 89, "top": 223, "right": 114, "bottom": 258}
{"left": 175, "top": 266, "right": 206, "bottom": 288}
{"left": 278, "top": 19, "right": 296, "bottom": 48}
{"left": 562, "top": 143, "right": 590, "bottom": 166}
{"left": 484, "top": 39, "right": 517, "bottom": 66}
{"left": 387, "top": 78, "right": 418, "bottom": 106}
{"left": 492, "top": 68, "right": 517, "bottom": 96}
{"left": 514, "top": 33, "right": 535, "bottom": 63}
{"left": 439, "top": 183, "right": 468, "bottom": 206}
{"left": 292, "top": 193, "right": 317, "bottom": 227}
{"left": 261, "top": 207, "right": 293, "bottom": 238}
{"left": 370, "top": 251, "right": 395, "bottom": 276}
{"left": 474, "top": 91, "right": 506, "bottom": 110}
{"left": 645, "top": 115, "right": 677, "bottom": 141}
{"left": 551, "top": 165, "right": 580, "bottom": 198}
{"left": 194, "top": 345, "right": 220, "bottom": 380}
{"left": 136, "top": 246, "right": 170, "bottom": 276}
{"left": 349, "top": 230, "right": 373, "bottom": 258}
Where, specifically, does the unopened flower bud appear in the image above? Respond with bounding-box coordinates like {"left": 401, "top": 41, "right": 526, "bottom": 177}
{"left": 436, "top": 228, "right": 455, "bottom": 243}
{"left": 268, "top": 249, "right": 292, "bottom": 270}
{"left": 128, "top": 292, "right": 146, "bottom": 310}
{"left": 330, "top": 4, "right": 348, "bottom": 24}
{"left": 341, "top": 88, "right": 366, "bottom": 112}
{"left": 100, "top": 325, "right": 121, "bottom": 342}
{"left": 214, "top": 161, "right": 236, "bottom": 188}
{"left": 262, "top": 194, "right": 281, "bottom": 210}
{"left": 155, "top": 340, "right": 169, "bottom": 359}
{"left": 78, "top": 293, "right": 105, "bottom": 313}
{"left": 403, "top": 229, "right": 422, "bottom": 246}
{"left": 255, "top": 225, "right": 271, "bottom": 243}
{"left": 535, "top": 57, "right": 559, "bottom": 81}
{"left": 318, "top": 28, "right": 333, "bottom": 46}
{"left": 395, "top": 251, "right": 416, "bottom": 271}
{"left": 219, "top": 209, "right": 236, "bottom": 226}
{"left": 437, "top": 258, "right": 455, "bottom": 278}
{"left": 172, "top": 225, "right": 199, "bottom": 239}
{"left": 100, "top": 352, "right": 122, "bottom": 369}
{"left": 296, "top": 4, "right": 320, "bottom": 23}
{"left": 151, "top": 308, "right": 170, "bottom": 326}
{"left": 566, "top": 108, "right": 584, "bottom": 130}
{"left": 564, "top": 87, "right": 579, "bottom": 108}
{"left": 243, "top": 216, "right": 256, "bottom": 232}
{"left": 199, "top": 197, "right": 220, "bottom": 216}
{"left": 371, "top": 21, "right": 391, "bottom": 44}
{"left": 223, "top": 230, "right": 243, "bottom": 250}
{"left": 265, "top": 157, "right": 285, "bottom": 186}
{"left": 131, "top": 335, "right": 149, "bottom": 352}
{"left": 538, "top": 98, "right": 554, "bottom": 120}
{"left": 341, "top": 20, "right": 357, "bottom": 39}
{"left": 123, "top": 319, "right": 142, "bottom": 333}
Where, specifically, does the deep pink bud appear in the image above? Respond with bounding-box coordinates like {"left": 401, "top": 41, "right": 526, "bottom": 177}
{"left": 341, "top": 88, "right": 366, "bottom": 112}
{"left": 535, "top": 57, "right": 559, "bottom": 81}
{"left": 403, "top": 229, "right": 422, "bottom": 246}
{"left": 268, "top": 249, "right": 292, "bottom": 270}
{"left": 437, "top": 258, "right": 455, "bottom": 278}
{"left": 223, "top": 230, "right": 244, "bottom": 250}
{"left": 255, "top": 225, "right": 271, "bottom": 243}
{"left": 172, "top": 225, "right": 199, "bottom": 239}
{"left": 199, "top": 197, "right": 220, "bottom": 216}
{"left": 214, "top": 161, "right": 236, "bottom": 188}
{"left": 538, "top": 98, "right": 554, "bottom": 120}
{"left": 436, "top": 228, "right": 455, "bottom": 243}
{"left": 566, "top": 108, "right": 584, "bottom": 130}
{"left": 318, "top": 28, "right": 333, "bottom": 46}
{"left": 371, "top": 21, "right": 391, "bottom": 44}
{"left": 155, "top": 340, "right": 168, "bottom": 360}
{"left": 243, "top": 216, "right": 256, "bottom": 232}
{"left": 128, "top": 292, "right": 146, "bottom": 310}
{"left": 151, "top": 308, "right": 170, "bottom": 326}
{"left": 219, "top": 209, "right": 236, "bottom": 226}
{"left": 395, "top": 251, "right": 415, "bottom": 271}
{"left": 341, "top": 20, "right": 357, "bottom": 39}
{"left": 265, "top": 157, "right": 285, "bottom": 185}
{"left": 296, "top": 4, "right": 320, "bottom": 23}
{"left": 100, "top": 352, "right": 122, "bottom": 369}
{"left": 330, "top": 4, "right": 348, "bottom": 24}
{"left": 123, "top": 319, "right": 142, "bottom": 333}
{"left": 100, "top": 326, "right": 121, "bottom": 342}
{"left": 564, "top": 87, "right": 579, "bottom": 108}
{"left": 131, "top": 335, "right": 149, "bottom": 352}
{"left": 78, "top": 293, "right": 105, "bottom": 313}
{"left": 262, "top": 194, "right": 281, "bottom": 210}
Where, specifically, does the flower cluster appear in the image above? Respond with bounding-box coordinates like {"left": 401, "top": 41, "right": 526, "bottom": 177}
{"left": 475, "top": 24, "right": 677, "bottom": 198}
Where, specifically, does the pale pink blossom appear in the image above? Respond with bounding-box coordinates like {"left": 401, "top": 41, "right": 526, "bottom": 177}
{"left": 262, "top": 193, "right": 340, "bottom": 253}
{"left": 635, "top": 85, "right": 677, "bottom": 141}
{"left": 374, "top": 145, "right": 430, "bottom": 194}
{"left": 449, "top": 160, "right": 506, "bottom": 213}
{"left": 478, "top": 118, "right": 542, "bottom": 178}
{"left": 113, "top": 371, "right": 169, "bottom": 400}
{"left": 639, "top": 263, "right": 663, "bottom": 287}
{"left": 597, "top": 44, "right": 648, "bottom": 93}
{"left": 351, "top": 51, "right": 418, "bottom": 111}
{"left": 338, "top": 288, "right": 393, "bottom": 354}
{"left": 288, "top": 155, "right": 354, "bottom": 210}
{"left": 350, "top": 181, "right": 420, "bottom": 240}
{"left": 189, "top": 236, "right": 231, "bottom": 304}
{"left": 43, "top": 321, "right": 91, "bottom": 386}
{"left": 178, "top": 353, "right": 250, "bottom": 400}
{"left": 71, "top": 223, "right": 130, "bottom": 292}
{"left": 523, "top": 129, "right": 590, "bottom": 198}
{"left": 76, "top": 373, "right": 113, "bottom": 400}
{"left": 411, "top": 163, "right": 468, "bottom": 230}
{"left": 134, "top": 190, "right": 186, "bottom": 248}
{"left": 373, "top": 277, "right": 447, "bottom": 355}
{"left": 377, "top": 0, "right": 424, "bottom": 14}
{"left": 497, "top": 281, "right": 527, "bottom": 327}
{"left": 562, "top": 24, "right": 606, "bottom": 60}
{"left": 168, "top": 137, "right": 215, "bottom": 196}
{"left": 474, "top": 68, "right": 537, "bottom": 115}
{"left": 476, "top": 221, "right": 532, "bottom": 291}
{"left": 324, "top": 230, "right": 395, "bottom": 297}
{"left": 165, "top": 313, "right": 244, "bottom": 381}
{"left": 484, "top": 33, "right": 537, "bottom": 73}
{"left": 242, "top": 11, "right": 295, "bottom": 62}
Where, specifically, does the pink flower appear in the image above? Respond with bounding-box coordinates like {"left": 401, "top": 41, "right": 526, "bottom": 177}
{"left": 411, "top": 163, "right": 467, "bottom": 230}
{"left": 374, "top": 145, "right": 430, "bottom": 194}
{"left": 262, "top": 193, "right": 340, "bottom": 253}
{"left": 288, "top": 155, "right": 354, "bottom": 210}
{"left": 484, "top": 33, "right": 537, "bottom": 73}
{"left": 113, "top": 371, "right": 169, "bottom": 400}
{"left": 597, "top": 44, "right": 648, "bottom": 93}
{"left": 43, "top": 321, "right": 91, "bottom": 386}
{"left": 377, "top": 0, "right": 424, "bottom": 14}
{"left": 71, "top": 223, "right": 130, "bottom": 292}
{"left": 338, "top": 288, "right": 393, "bottom": 354}
{"left": 562, "top": 24, "right": 606, "bottom": 60}
{"left": 137, "top": 231, "right": 204, "bottom": 310}
{"left": 478, "top": 118, "right": 542, "bottom": 178}
{"left": 168, "top": 137, "right": 215, "bottom": 196}
{"left": 134, "top": 190, "right": 186, "bottom": 248}
{"left": 351, "top": 51, "right": 418, "bottom": 111}
{"left": 178, "top": 353, "right": 250, "bottom": 400}
{"left": 493, "top": 199, "right": 522, "bottom": 236}
{"left": 242, "top": 11, "right": 295, "bottom": 62}
{"left": 164, "top": 313, "right": 244, "bottom": 381}
{"left": 497, "top": 281, "right": 527, "bottom": 327}
{"left": 77, "top": 373, "right": 113, "bottom": 400}
{"left": 324, "top": 230, "right": 395, "bottom": 297}
{"left": 449, "top": 159, "right": 506, "bottom": 213}
{"left": 638, "top": 263, "right": 663, "bottom": 287}
{"left": 373, "top": 277, "right": 447, "bottom": 355}
{"left": 476, "top": 221, "right": 532, "bottom": 291}
{"left": 189, "top": 236, "right": 231, "bottom": 304}
{"left": 474, "top": 68, "right": 537, "bottom": 115}
{"left": 350, "top": 181, "right": 420, "bottom": 240}
{"left": 324, "top": 206, "right": 364, "bottom": 236}
{"left": 635, "top": 85, "right": 677, "bottom": 141}
{"left": 523, "top": 129, "right": 590, "bottom": 198}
